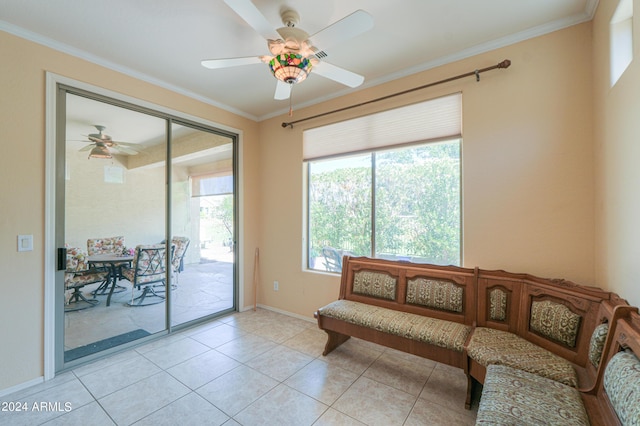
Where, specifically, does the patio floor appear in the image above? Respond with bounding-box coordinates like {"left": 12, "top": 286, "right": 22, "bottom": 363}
{"left": 64, "top": 255, "right": 234, "bottom": 357}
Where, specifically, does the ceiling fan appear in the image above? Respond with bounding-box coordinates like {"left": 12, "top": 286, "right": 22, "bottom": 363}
{"left": 201, "top": 0, "right": 374, "bottom": 100}
{"left": 78, "top": 125, "right": 139, "bottom": 159}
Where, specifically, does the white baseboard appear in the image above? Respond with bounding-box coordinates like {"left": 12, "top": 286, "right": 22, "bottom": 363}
{"left": 256, "top": 304, "right": 316, "bottom": 324}
{"left": 0, "top": 376, "right": 44, "bottom": 398}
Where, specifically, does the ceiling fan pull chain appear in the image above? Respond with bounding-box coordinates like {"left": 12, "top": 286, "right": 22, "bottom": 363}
{"left": 289, "top": 84, "right": 294, "bottom": 117}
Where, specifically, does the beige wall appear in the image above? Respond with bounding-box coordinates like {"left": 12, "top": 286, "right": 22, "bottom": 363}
{"left": 593, "top": 0, "right": 640, "bottom": 307}
{"left": 65, "top": 130, "right": 231, "bottom": 267}
{"left": 65, "top": 149, "right": 166, "bottom": 251}
{"left": 256, "top": 23, "right": 596, "bottom": 319}
{"left": 0, "top": 30, "right": 260, "bottom": 391}
{"left": 4, "top": 0, "right": 640, "bottom": 394}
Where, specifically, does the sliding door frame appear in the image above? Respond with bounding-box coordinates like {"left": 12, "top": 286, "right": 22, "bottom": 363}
{"left": 44, "top": 73, "right": 244, "bottom": 377}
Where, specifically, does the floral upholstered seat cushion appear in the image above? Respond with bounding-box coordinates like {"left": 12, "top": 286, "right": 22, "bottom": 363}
{"left": 467, "top": 327, "right": 578, "bottom": 387}
{"left": 317, "top": 299, "right": 472, "bottom": 352}
{"left": 476, "top": 364, "right": 589, "bottom": 425}
{"left": 603, "top": 349, "right": 640, "bottom": 425}
{"left": 65, "top": 270, "right": 109, "bottom": 289}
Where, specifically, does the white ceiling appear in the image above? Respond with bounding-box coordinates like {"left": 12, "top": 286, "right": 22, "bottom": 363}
{"left": 1, "top": 0, "right": 596, "bottom": 121}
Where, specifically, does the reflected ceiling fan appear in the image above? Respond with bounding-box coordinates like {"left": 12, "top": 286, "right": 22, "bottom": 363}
{"left": 201, "top": 0, "right": 374, "bottom": 100}
{"left": 78, "top": 125, "right": 139, "bottom": 159}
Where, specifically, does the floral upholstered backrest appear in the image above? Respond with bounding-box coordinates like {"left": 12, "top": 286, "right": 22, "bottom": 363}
{"left": 352, "top": 270, "right": 397, "bottom": 300}
{"left": 529, "top": 300, "right": 582, "bottom": 347}
{"left": 171, "top": 236, "right": 190, "bottom": 271}
{"left": 488, "top": 288, "right": 508, "bottom": 321}
{"left": 604, "top": 349, "right": 640, "bottom": 425}
{"left": 589, "top": 323, "right": 609, "bottom": 368}
{"left": 87, "top": 236, "right": 125, "bottom": 256}
{"left": 131, "top": 244, "right": 167, "bottom": 285}
{"left": 406, "top": 278, "right": 463, "bottom": 313}
{"left": 66, "top": 247, "right": 89, "bottom": 273}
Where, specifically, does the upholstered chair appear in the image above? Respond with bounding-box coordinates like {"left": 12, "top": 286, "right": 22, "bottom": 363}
{"left": 170, "top": 236, "right": 190, "bottom": 285}
{"left": 121, "top": 244, "right": 168, "bottom": 306}
{"left": 87, "top": 236, "right": 125, "bottom": 256}
{"left": 86, "top": 236, "right": 127, "bottom": 295}
{"left": 65, "top": 247, "right": 108, "bottom": 311}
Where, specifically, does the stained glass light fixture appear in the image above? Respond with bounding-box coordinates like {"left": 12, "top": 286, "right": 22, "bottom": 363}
{"left": 268, "top": 53, "right": 313, "bottom": 84}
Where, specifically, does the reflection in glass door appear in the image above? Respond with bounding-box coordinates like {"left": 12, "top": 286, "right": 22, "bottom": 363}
{"left": 57, "top": 87, "right": 238, "bottom": 370}
{"left": 169, "top": 122, "right": 236, "bottom": 327}
{"left": 62, "top": 93, "right": 168, "bottom": 364}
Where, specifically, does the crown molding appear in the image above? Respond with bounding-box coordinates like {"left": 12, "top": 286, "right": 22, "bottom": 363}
{"left": 3, "top": 1, "right": 599, "bottom": 123}
{"left": 0, "top": 20, "right": 259, "bottom": 122}
{"left": 258, "top": 7, "right": 598, "bottom": 121}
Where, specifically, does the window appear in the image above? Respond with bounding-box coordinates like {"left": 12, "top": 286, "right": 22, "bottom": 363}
{"left": 611, "top": 0, "right": 633, "bottom": 87}
{"left": 192, "top": 174, "right": 233, "bottom": 196}
{"left": 304, "top": 94, "right": 462, "bottom": 273}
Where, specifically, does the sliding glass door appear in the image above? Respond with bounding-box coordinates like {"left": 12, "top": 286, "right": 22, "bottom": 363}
{"left": 169, "top": 122, "right": 236, "bottom": 327}
{"left": 56, "top": 87, "right": 237, "bottom": 370}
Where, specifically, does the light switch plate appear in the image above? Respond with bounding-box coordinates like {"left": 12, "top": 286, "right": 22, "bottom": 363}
{"left": 18, "top": 235, "right": 33, "bottom": 252}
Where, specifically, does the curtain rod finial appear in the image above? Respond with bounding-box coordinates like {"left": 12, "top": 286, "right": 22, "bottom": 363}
{"left": 498, "top": 59, "right": 511, "bottom": 68}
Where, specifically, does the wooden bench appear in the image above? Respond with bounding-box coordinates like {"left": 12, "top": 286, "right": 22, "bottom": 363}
{"left": 476, "top": 305, "right": 640, "bottom": 424}
{"left": 314, "top": 256, "right": 477, "bottom": 369}
{"left": 314, "top": 256, "right": 632, "bottom": 416}
{"left": 466, "top": 268, "right": 619, "bottom": 405}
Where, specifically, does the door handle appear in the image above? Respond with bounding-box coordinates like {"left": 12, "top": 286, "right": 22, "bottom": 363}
{"left": 57, "top": 247, "right": 67, "bottom": 271}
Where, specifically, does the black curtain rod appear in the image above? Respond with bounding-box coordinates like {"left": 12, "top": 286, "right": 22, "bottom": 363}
{"left": 282, "top": 59, "right": 511, "bottom": 129}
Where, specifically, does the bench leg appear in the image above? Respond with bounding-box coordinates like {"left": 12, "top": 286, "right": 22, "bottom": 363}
{"left": 465, "top": 374, "right": 474, "bottom": 410}
{"left": 322, "top": 330, "right": 351, "bottom": 356}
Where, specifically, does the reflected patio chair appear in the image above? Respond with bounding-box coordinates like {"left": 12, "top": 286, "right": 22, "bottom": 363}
{"left": 87, "top": 235, "right": 126, "bottom": 295}
{"left": 170, "top": 236, "right": 190, "bottom": 285}
{"left": 121, "top": 244, "right": 168, "bottom": 306}
{"left": 322, "top": 246, "right": 343, "bottom": 272}
{"left": 65, "top": 247, "right": 107, "bottom": 311}
{"left": 87, "top": 235, "right": 125, "bottom": 256}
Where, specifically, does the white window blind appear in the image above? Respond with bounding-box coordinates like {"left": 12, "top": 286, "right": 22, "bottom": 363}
{"left": 303, "top": 92, "right": 461, "bottom": 161}
{"left": 191, "top": 173, "right": 233, "bottom": 197}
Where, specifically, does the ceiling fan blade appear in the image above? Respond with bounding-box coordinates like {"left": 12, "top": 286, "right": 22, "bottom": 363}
{"left": 201, "top": 56, "right": 263, "bottom": 69}
{"left": 224, "top": 0, "right": 280, "bottom": 40}
{"left": 109, "top": 140, "right": 137, "bottom": 146}
{"left": 113, "top": 145, "right": 139, "bottom": 155}
{"left": 78, "top": 144, "right": 94, "bottom": 152}
{"left": 274, "top": 80, "right": 292, "bottom": 100}
{"left": 308, "top": 10, "right": 373, "bottom": 51}
{"left": 312, "top": 61, "right": 365, "bottom": 88}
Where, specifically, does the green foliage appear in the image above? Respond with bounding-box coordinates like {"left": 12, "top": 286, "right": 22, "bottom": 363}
{"left": 309, "top": 159, "right": 371, "bottom": 256}
{"left": 200, "top": 195, "right": 234, "bottom": 244}
{"left": 308, "top": 141, "right": 460, "bottom": 268}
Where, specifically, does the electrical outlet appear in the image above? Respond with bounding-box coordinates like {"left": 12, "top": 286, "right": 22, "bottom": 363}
{"left": 274, "top": 280, "right": 279, "bottom": 291}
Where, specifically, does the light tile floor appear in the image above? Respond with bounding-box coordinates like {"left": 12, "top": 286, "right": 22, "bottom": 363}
{"left": 0, "top": 309, "right": 479, "bottom": 426}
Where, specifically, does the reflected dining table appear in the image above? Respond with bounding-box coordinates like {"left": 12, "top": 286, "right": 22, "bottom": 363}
{"left": 87, "top": 254, "right": 134, "bottom": 306}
